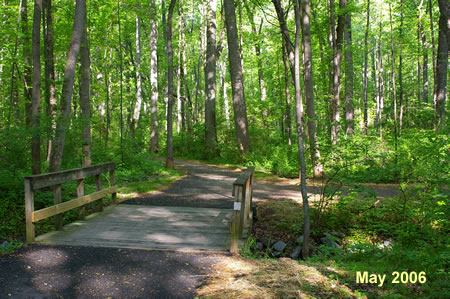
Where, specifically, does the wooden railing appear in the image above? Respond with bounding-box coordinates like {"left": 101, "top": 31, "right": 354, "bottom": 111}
{"left": 24, "top": 162, "right": 117, "bottom": 244}
{"left": 230, "top": 166, "right": 255, "bottom": 254}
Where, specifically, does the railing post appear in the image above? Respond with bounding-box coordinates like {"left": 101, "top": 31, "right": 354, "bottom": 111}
{"left": 230, "top": 185, "right": 242, "bottom": 255}
{"left": 77, "top": 179, "right": 85, "bottom": 219}
{"left": 249, "top": 170, "right": 254, "bottom": 219}
{"left": 54, "top": 184, "right": 62, "bottom": 230}
{"left": 110, "top": 169, "right": 117, "bottom": 204}
{"left": 96, "top": 174, "right": 103, "bottom": 212}
{"left": 24, "top": 178, "right": 35, "bottom": 244}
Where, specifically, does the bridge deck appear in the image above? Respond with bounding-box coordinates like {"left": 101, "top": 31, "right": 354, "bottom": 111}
{"left": 35, "top": 205, "right": 233, "bottom": 251}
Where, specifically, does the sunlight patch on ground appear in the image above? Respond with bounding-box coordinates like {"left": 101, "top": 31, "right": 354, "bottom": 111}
{"left": 197, "top": 256, "right": 363, "bottom": 298}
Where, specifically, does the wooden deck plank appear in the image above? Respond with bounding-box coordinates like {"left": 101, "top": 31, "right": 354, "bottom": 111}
{"left": 35, "top": 205, "right": 232, "bottom": 251}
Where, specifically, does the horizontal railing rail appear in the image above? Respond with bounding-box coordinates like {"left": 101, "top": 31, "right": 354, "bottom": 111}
{"left": 230, "top": 166, "right": 255, "bottom": 254}
{"left": 24, "top": 162, "right": 117, "bottom": 244}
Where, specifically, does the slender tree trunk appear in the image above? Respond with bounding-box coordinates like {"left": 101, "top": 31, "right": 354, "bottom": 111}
{"left": 117, "top": 2, "right": 124, "bottom": 162}
{"left": 220, "top": 59, "right": 230, "bottom": 128}
{"left": 79, "top": 4, "right": 91, "bottom": 167}
{"left": 104, "top": 48, "right": 112, "bottom": 149}
{"left": 362, "top": 0, "right": 370, "bottom": 135}
{"left": 205, "top": 0, "right": 218, "bottom": 158}
{"left": 435, "top": 0, "right": 448, "bottom": 130}
{"left": 418, "top": 15, "right": 429, "bottom": 103}
{"left": 43, "top": 0, "right": 56, "bottom": 163}
{"left": 377, "top": 23, "right": 385, "bottom": 138}
{"left": 8, "top": 1, "right": 22, "bottom": 128}
{"left": 176, "top": 0, "right": 183, "bottom": 134}
{"left": 301, "top": 0, "right": 324, "bottom": 178}
{"left": 23, "top": 0, "right": 32, "bottom": 127}
{"left": 294, "top": 0, "right": 310, "bottom": 259}
{"left": 282, "top": 43, "right": 292, "bottom": 146}
{"left": 149, "top": 0, "right": 159, "bottom": 153}
{"left": 389, "top": 3, "right": 398, "bottom": 169}
{"left": 428, "top": 0, "right": 437, "bottom": 106}
{"left": 330, "top": 0, "right": 345, "bottom": 144}
{"left": 243, "top": 0, "right": 267, "bottom": 104}
{"left": 31, "top": 0, "right": 42, "bottom": 175}
{"left": 166, "top": 0, "right": 176, "bottom": 168}
{"left": 399, "top": 0, "right": 404, "bottom": 134}
{"left": 224, "top": 0, "right": 251, "bottom": 154}
{"left": 129, "top": 1, "right": 142, "bottom": 138}
{"left": 343, "top": 8, "right": 354, "bottom": 135}
{"left": 49, "top": 0, "right": 86, "bottom": 172}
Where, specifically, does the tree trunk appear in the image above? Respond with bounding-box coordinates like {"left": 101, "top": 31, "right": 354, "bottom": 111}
{"left": 118, "top": 1, "right": 124, "bottom": 163}
{"left": 330, "top": 0, "right": 344, "bottom": 144}
{"left": 23, "top": 0, "right": 32, "bottom": 128}
{"left": 149, "top": 0, "right": 159, "bottom": 153}
{"left": 428, "top": 0, "right": 437, "bottom": 106}
{"left": 224, "top": 0, "right": 251, "bottom": 154}
{"left": 205, "top": 0, "right": 218, "bottom": 158}
{"left": 79, "top": 3, "right": 91, "bottom": 167}
{"left": 389, "top": 3, "right": 399, "bottom": 169}
{"left": 166, "top": 0, "right": 176, "bottom": 168}
{"left": 43, "top": 0, "right": 57, "bottom": 163}
{"left": 176, "top": 0, "right": 183, "bottom": 134}
{"left": 377, "top": 22, "right": 385, "bottom": 138}
{"left": 49, "top": 0, "right": 86, "bottom": 172}
{"left": 343, "top": 8, "right": 354, "bottom": 135}
{"left": 220, "top": 60, "right": 230, "bottom": 128}
{"left": 31, "top": 0, "right": 42, "bottom": 175}
{"left": 282, "top": 42, "right": 292, "bottom": 146}
{"left": 362, "top": 0, "right": 370, "bottom": 135}
{"left": 244, "top": 0, "right": 267, "bottom": 104}
{"left": 301, "top": 0, "right": 324, "bottom": 178}
{"left": 129, "top": 1, "right": 142, "bottom": 138}
{"left": 294, "top": 0, "right": 310, "bottom": 260}
{"left": 435, "top": 0, "right": 448, "bottom": 130}
{"left": 399, "top": 0, "right": 404, "bottom": 134}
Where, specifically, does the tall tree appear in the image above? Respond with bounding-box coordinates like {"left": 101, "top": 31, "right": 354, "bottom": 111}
{"left": 149, "top": 0, "right": 159, "bottom": 153}
{"left": 43, "top": 0, "right": 57, "bottom": 162}
{"left": 435, "top": 0, "right": 448, "bottom": 130}
{"left": 205, "top": 0, "right": 218, "bottom": 158}
{"left": 362, "top": 0, "right": 370, "bottom": 135}
{"left": 49, "top": 0, "right": 86, "bottom": 172}
{"left": 31, "top": 0, "right": 42, "bottom": 175}
{"left": 129, "top": 1, "right": 143, "bottom": 138}
{"left": 23, "top": 0, "right": 32, "bottom": 128}
{"left": 301, "top": 0, "right": 324, "bottom": 178}
{"left": 165, "top": 0, "right": 176, "bottom": 168}
{"left": 224, "top": 0, "right": 251, "bottom": 154}
{"left": 330, "top": 0, "right": 345, "bottom": 144}
{"left": 79, "top": 0, "right": 91, "bottom": 167}
{"left": 343, "top": 2, "right": 354, "bottom": 135}
{"left": 243, "top": 0, "right": 267, "bottom": 103}
{"left": 294, "top": 0, "right": 310, "bottom": 259}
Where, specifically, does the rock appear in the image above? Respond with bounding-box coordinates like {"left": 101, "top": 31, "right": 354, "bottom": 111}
{"left": 255, "top": 242, "right": 264, "bottom": 251}
{"left": 378, "top": 238, "right": 393, "bottom": 249}
{"left": 251, "top": 206, "right": 257, "bottom": 221}
{"left": 321, "top": 235, "right": 340, "bottom": 248}
{"left": 296, "top": 235, "right": 304, "bottom": 245}
{"left": 291, "top": 246, "right": 301, "bottom": 259}
{"left": 0, "top": 241, "right": 8, "bottom": 249}
{"left": 260, "top": 237, "right": 276, "bottom": 248}
{"left": 330, "top": 231, "right": 346, "bottom": 238}
{"left": 273, "top": 241, "right": 287, "bottom": 252}
{"left": 272, "top": 250, "right": 281, "bottom": 257}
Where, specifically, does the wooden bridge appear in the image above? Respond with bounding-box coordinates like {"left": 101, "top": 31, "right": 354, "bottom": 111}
{"left": 24, "top": 162, "right": 254, "bottom": 253}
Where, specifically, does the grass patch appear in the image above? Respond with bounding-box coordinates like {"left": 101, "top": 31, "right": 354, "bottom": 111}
{"left": 117, "top": 173, "right": 183, "bottom": 200}
{"left": 197, "top": 256, "right": 366, "bottom": 298}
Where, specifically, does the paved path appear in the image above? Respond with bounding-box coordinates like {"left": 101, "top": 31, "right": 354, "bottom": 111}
{"left": 1, "top": 159, "right": 405, "bottom": 298}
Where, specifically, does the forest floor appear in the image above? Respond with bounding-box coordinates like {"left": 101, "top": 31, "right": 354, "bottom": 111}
{"left": 0, "top": 159, "right": 421, "bottom": 298}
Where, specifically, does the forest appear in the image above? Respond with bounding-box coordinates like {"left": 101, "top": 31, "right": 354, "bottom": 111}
{"left": 0, "top": 0, "right": 448, "bottom": 297}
